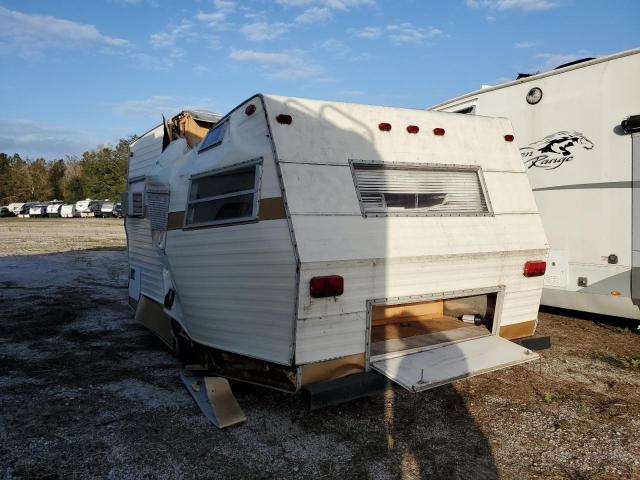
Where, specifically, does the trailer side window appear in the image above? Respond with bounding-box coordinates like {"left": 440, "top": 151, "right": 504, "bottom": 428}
{"left": 351, "top": 162, "right": 490, "bottom": 217}
{"left": 185, "top": 163, "right": 261, "bottom": 227}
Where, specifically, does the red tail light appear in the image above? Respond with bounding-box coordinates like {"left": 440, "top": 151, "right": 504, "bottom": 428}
{"left": 276, "top": 114, "right": 292, "bottom": 125}
{"left": 433, "top": 127, "right": 445, "bottom": 136}
{"left": 310, "top": 275, "right": 344, "bottom": 298}
{"left": 406, "top": 125, "right": 419, "bottom": 134}
{"left": 504, "top": 134, "right": 515, "bottom": 142}
{"left": 245, "top": 104, "right": 256, "bottom": 115}
{"left": 378, "top": 122, "right": 392, "bottom": 132}
{"left": 523, "top": 261, "right": 546, "bottom": 277}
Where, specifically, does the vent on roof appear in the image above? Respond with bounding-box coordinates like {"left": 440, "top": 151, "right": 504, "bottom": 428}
{"left": 351, "top": 162, "right": 491, "bottom": 217}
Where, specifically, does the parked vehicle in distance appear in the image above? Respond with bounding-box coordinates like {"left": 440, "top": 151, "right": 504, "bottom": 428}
{"left": 46, "top": 203, "right": 63, "bottom": 217}
{"left": 18, "top": 203, "right": 35, "bottom": 217}
{"left": 89, "top": 200, "right": 105, "bottom": 217}
{"left": 75, "top": 199, "right": 93, "bottom": 217}
{"left": 100, "top": 201, "right": 121, "bottom": 217}
{"left": 0, "top": 206, "right": 13, "bottom": 217}
{"left": 28, "top": 204, "right": 48, "bottom": 217}
{"left": 7, "top": 203, "right": 23, "bottom": 216}
{"left": 60, "top": 204, "right": 81, "bottom": 218}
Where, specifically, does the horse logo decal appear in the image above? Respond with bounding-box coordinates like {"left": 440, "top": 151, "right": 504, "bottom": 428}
{"left": 520, "top": 131, "right": 594, "bottom": 170}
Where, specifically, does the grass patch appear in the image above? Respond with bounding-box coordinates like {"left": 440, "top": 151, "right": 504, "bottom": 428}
{"left": 592, "top": 351, "right": 640, "bottom": 369}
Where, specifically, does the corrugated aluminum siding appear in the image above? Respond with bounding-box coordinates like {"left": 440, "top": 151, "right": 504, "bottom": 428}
{"left": 129, "top": 125, "right": 163, "bottom": 180}
{"left": 165, "top": 220, "right": 297, "bottom": 365}
{"left": 126, "top": 217, "right": 165, "bottom": 303}
{"left": 295, "top": 250, "right": 545, "bottom": 364}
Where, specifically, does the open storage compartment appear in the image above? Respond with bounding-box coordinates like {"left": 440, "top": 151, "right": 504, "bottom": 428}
{"left": 368, "top": 288, "right": 539, "bottom": 392}
{"left": 369, "top": 291, "right": 498, "bottom": 360}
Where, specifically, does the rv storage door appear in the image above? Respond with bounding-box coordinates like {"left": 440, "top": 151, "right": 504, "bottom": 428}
{"left": 371, "top": 336, "right": 538, "bottom": 392}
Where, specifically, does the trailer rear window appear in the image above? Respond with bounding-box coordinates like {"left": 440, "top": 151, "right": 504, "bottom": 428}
{"left": 351, "top": 161, "right": 491, "bottom": 217}
{"left": 185, "top": 161, "right": 261, "bottom": 227}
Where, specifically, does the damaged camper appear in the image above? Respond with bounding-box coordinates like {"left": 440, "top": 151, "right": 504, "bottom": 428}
{"left": 126, "top": 97, "right": 548, "bottom": 405}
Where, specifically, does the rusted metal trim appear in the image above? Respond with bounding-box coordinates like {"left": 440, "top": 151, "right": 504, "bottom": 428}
{"left": 499, "top": 320, "right": 537, "bottom": 340}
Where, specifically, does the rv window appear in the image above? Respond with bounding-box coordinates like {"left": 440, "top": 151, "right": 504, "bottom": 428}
{"left": 198, "top": 121, "right": 227, "bottom": 153}
{"left": 454, "top": 106, "right": 475, "bottom": 114}
{"left": 351, "top": 162, "right": 490, "bottom": 216}
{"left": 130, "top": 192, "right": 144, "bottom": 217}
{"left": 185, "top": 164, "right": 260, "bottom": 227}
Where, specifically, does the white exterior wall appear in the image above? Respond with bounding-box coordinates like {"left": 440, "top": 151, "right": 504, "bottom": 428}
{"left": 164, "top": 97, "right": 297, "bottom": 365}
{"left": 431, "top": 49, "right": 640, "bottom": 318}
{"left": 129, "top": 125, "right": 164, "bottom": 180}
{"left": 262, "top": 95, "right": 547, "bottom": 365}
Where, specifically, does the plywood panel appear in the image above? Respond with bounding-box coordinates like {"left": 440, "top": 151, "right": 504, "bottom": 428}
{"left": 372, "top": 300, "right": 443, "bottom": 326}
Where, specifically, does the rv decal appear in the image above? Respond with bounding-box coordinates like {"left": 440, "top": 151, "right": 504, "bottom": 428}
{"left": 520, "top": 131, "right": 594, "bottom": 170}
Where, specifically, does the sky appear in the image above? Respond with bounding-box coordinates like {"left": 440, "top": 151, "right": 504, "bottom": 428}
{"left": 0, "top": 0, "right": 638, "bottom": 159}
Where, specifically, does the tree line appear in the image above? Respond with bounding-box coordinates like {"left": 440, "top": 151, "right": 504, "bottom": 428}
{"left": 0, "top": 136, "right": 135, "bottom": 205}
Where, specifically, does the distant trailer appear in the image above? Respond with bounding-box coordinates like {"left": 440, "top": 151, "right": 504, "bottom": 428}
{"left": 75, "top": 199, "right": 94, "bottom": 217}
{"left": 60, "top": 204, "right": 80, "bottom": 218}
{"left": 7, "top": 203, "right": 23, "bottom": 216}
{"left": 46, "top": 203, "right": 62, "bottom": 217}
{"left": 126, "top": 100, "right": 548, "bottom": 397}
{"left": 28, "top": 205, "right": 47, "bottom": 217}
{"left": 431, "top": 48, "right": 640, "bottom": 320}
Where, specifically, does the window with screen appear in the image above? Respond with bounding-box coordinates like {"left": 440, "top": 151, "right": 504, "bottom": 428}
{"left": 185, "top": 162, "right": 261, "bottom": 227}
{"left": 198, "top": 121, "right": 227, "bottom": 153}
{"left": 351, "top": 161, "right": 490, "bottom": 217}
{"left": 130, "top": 192, "right": 144, "bottom": 217}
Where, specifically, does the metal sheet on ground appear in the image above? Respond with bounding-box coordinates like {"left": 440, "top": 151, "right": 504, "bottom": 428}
{"left": 372, "top": 335, "right": 538, "bottom": 392}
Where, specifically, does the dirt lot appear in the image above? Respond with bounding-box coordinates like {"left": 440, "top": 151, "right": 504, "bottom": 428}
{"left": 1, "top": 220, "right": 639, "bottom": 479}
{"left": 0, "top": 218, "right": 125, "bottom": 256}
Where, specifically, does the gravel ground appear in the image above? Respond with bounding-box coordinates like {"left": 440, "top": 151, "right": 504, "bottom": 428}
{"left": 1, "top": 220, "right": 639, "bottom": 479}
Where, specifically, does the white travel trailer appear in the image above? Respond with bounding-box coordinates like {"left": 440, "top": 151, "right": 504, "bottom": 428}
{"left": 29, "top": 205, "right": 47, "bottom": 217}
{"left": 75, "top": 199, "right": 94, "bottom": 217}
{"left": 60, "top": 204, "right": 80, "bottom": 218}
{"left": 431, "top": 48, "right": 640, "bottom": 321}
{"left": 7, "top": 203, "right": 24, "bottom": 216}
{"left": 46, "top": 203, "right": 62, "bottom": 217}
{"left": 126, "top": 97, "right": 548, "bottom": 400}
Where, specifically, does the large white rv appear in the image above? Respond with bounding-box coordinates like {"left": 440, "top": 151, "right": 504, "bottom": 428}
{"left": 126, "top": 97, "right": 548, "bottom": 399}
{"left": 431, "top": 48, "right": 640, "bottom": 320}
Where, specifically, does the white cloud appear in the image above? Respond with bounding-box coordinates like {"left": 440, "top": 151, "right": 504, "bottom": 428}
{"left": 466, "top": 0, "right": 558, "bottom": 11}
{"left": 195, "top": 0, "right": 236, "bottom": 30}
{"left": 0, "top": 6, "right": 128, "bottom": 56}
{"left": 277, "top": 0, "right": 373, "bottom": 8}
{"left": 112, "top": 95, "right": 216, "bottom": 118}
{"left": 229, "top": 49, "right": 326, "bottom": 80}
{"left": 0, "top": 119, "right": 95, "bottom": 159}
{"left": 535, "top": 51, "right": 592, "bottom": 71}
{"left": 295, "top": 7, "right": 332, "bottom": 23}
{"left": 385, "top": 23, "right": 443, "bottom": 44}
{"left": 149, "top": 21, "right": 194, "bottom": 49}
{"left": 514, "top": 41, "right": 537, "bottom": 48}
{"left": 240, "top": 21, "right": 291, "bottom": 41}
{"left": 350, "top": 26, "right": 381, "bottom": 39}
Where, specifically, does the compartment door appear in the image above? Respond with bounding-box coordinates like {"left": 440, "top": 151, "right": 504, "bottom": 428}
{"left": 371, "top": 335, "right": 538, "bottom": 392}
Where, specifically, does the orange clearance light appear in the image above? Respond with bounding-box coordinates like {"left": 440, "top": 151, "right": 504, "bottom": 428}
{"left": 504, "top": 134, "right": 515, "bottom": 142}
{"left": 611, "top": 290, "right": 621, "bottom": 296}
{"left": 276, "top": 114, "right": 292, "bottom": 125}
{"left": 378, "top": 122, "right": 392, "bottom": 132}
{"left": 523, "top": 260, "right": 546, "bottom": 277}
{"left": 245, "top": 104, "right": 256, "bottom": 115}
{"left": 310, "top": 275, "right": 344, "bottom": 298}
{"left": 406, "top": 125, "right": 420, "bottom": 134}
{"left": 433, "top": 127, "right": 445, "bottom": 136}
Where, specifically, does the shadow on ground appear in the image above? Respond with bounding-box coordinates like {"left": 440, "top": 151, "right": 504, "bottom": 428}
{"left": 0, "top": 249, "right": 500, "bottom": 479}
